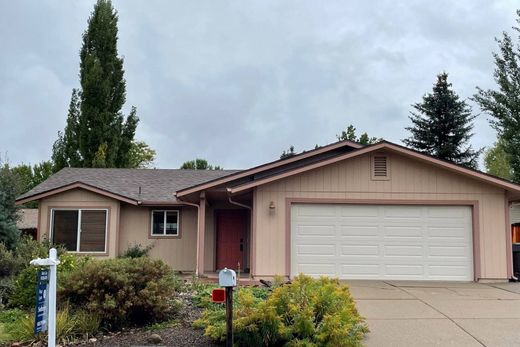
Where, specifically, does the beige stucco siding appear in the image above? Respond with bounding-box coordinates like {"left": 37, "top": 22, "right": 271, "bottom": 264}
{"left": 38, "top": 189, "right": 120, "bottom": 258}
{"left": 118, "top": 204, "right": 215, "bottom": 272}
{"left": 254, "top": 152, "right": 508, "bottom": 280}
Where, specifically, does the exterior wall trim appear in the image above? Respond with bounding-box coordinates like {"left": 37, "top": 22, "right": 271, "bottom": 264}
{"left": 284, "top": 198, "right": 482, "bottom": 281}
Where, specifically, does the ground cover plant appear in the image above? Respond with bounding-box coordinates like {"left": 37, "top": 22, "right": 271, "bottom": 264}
{"left": 194, "top": 274, "right": 368, "bottom": 347}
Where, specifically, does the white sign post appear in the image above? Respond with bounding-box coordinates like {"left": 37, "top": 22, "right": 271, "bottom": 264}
{"left": 30, "top": 248, "right": 60, "bottom": 347}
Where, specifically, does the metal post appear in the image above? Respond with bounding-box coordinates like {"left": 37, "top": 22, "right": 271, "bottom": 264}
{"left": 48, "top": 248, "right": 57, "bottom": 347}
{"left": 225, "top": 286, "right": 233, "bottom": 347}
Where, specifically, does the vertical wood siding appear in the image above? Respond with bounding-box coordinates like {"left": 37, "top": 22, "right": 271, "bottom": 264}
{"left": 254, "top": 152, "right": 508, "bottom": 280}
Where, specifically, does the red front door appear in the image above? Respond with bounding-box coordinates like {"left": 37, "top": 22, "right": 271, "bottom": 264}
{"left": 216, "top": 210, "right": 247, "bottom": 270}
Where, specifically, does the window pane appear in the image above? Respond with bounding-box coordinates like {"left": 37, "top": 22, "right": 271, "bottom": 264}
{"left": 152, "top": 211, "right": 165, "bottom": 235}
{"left": 165, "top": 211, "right": 178, "bottom": 235}
{"left": 80, "top": 210, "right": 107, "bottom": 252}
{"left": 53, "top": 210, "right": 79, "bottom": 251}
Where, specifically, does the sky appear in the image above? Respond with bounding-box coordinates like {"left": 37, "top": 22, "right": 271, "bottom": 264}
{"left": 0, "top": 0, "right": 518, "bottom": 170}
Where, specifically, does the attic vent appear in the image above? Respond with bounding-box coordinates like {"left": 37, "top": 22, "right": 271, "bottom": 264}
{"left": 372, "top": 155, "right": 389, "bottom": 180}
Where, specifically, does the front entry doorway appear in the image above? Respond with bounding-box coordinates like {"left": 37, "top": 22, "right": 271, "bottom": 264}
{"left": 216, "top": 209, "right": 248, "bottom": 271}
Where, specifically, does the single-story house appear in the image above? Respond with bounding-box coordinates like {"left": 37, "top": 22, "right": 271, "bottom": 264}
{"left": 16, "top": 140, "right": 520, "bottom": 282}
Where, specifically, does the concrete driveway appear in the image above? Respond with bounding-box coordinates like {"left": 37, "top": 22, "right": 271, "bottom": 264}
{"left": 347, "top": 280, "right": 520, "bottom": 347}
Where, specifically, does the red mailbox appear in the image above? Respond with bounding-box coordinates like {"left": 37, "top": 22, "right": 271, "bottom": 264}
{"left": 211, "top": 288, "right": 226, "bottom": 303}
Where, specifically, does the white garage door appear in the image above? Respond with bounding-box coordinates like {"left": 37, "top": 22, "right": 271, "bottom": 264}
{"left": 291, "top": 204, "right": 474, "bottom": 281}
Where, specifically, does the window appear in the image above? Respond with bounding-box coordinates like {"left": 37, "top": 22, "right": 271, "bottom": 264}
{"left": 371, "top": 154, "right": 390, "bottom": 180}
{"left": 151, "top": 210, "right": 180, "bottom": 236}
{"left": 51, "top": 209, "right": 108, "bottom": 253}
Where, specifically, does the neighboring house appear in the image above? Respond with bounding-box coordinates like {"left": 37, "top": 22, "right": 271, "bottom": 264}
{"left": 16, "top": 140, "right": 520, "bottom": 282}
{"left": 512, "top": 204, "right": 520, "bottom": 225}
{"left": 17, "top": 208, "right": 38, "bottom": 239}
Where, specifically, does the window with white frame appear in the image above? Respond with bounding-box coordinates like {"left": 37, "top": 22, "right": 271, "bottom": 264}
{"left": 51, "top": 209, "right": 108, "bottom": 252}
{"left": 151, "top": 210, "right": 179, "bottom": 236}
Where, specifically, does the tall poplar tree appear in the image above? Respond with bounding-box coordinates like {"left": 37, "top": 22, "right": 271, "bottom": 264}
{"left": 474, "top": 10, "right": 520, "bottom": 182}
{"left": 53, "top": 0, "right": 153, "bottom": 170}
{"left": 403, "top": 73, "right": 480, "bottom": 168}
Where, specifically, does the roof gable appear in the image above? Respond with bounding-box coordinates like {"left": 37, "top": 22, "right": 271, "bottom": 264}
{"left": 226, "top": 141, "right": 520, "bottom": 195}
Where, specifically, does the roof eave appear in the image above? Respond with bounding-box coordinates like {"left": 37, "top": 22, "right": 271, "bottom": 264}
{"left": 15, "top": 182, "right": 139, "bottom": 206}
{"left": 175, "top": 140, "right": 363, "bottom": 197}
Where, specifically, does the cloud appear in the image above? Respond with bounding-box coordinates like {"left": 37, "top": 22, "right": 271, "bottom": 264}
{"left": 0, "top": 0, "right": 517, "bottom": 169}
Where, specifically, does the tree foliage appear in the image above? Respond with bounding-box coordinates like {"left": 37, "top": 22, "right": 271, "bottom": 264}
{"left": 10, "top": 162, "right": 53, "bottom": 195}
{"left": 180, "top": 159, "right": 222, "bottom": 170}
{"left": 403, "top": 72, "right": 480, "bottom": 168}
{"left": 484, "top": 138, "right": 512, "bottom": 180}
{"left": 337, "top": 124, "right": 380, "bottom": 145}
{"left": 127, "top": 141, "right": 156, "bottom": 169}
{"left": 280, "top": 145, "right": 296, "bottom": 159}
{"left": 52, "top": 0, "right": 154, "bottom": 170}
{"left": 0, "top": 162, "right": 20, "bottom": 250}
{"left": 473, "top": 10, "right": 520, "bottom": 182}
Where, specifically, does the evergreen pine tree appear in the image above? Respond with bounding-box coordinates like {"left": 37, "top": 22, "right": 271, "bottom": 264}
{"left": 473, "top": 10, "right": 520, "bottom": 182}
{"left": 52, "top": 0, "right": 146, "bottom": 169}
{"left": 403, "top": 73, "right": 480, "bottom": 168}
{"left": 0, "top": 163, "right": 20, "bottom": 249}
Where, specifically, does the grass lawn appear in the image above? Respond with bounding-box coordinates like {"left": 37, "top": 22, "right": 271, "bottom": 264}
{"left": 0, "top": 309, "right": 25, "bottom": 344}
{"left": 0, "top": 322, "right": 11, "bottom": 343}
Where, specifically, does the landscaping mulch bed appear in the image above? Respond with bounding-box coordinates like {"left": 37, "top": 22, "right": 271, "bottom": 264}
{"left": 71, "top": 294, "right": 218, "bottom": 347}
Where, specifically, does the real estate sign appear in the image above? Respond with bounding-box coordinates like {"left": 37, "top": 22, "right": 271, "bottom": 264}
{"left": 34, "top": 269, "right": 49, "bottom": 334}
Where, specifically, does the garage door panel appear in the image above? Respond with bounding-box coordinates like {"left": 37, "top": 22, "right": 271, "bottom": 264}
{"left": 385, "top": 264, "right": 425, "bottom": 276}
{"left": 428, "top": 227, "right": 468, "bottom": 239}
{"left": 291, "top": 204, "right": 473, "bottom": 281}
{"left": 429, "top": 245, "right": 471, "bottom": 258}
{"left": 295, "top": 244, "right": 336, "bottom": 256}
{"left": 295, "top": 225, "right": 335, "bottom": 237}
{"left": 384, "top": 245, "right": 423, "bottom": 256}
{"left": 383, "top": 206, "right": 423, "bottom": 218}
{"left": 296, "top": 204, "right": 337, "bottom": 217}
{"left": 340, "top": 225, "right": 379, "bottom": 237}
{"left": 384, "top": 226, "right": 423, "bottom": 238}
{"left": 340, "top": 245, "right": 379, "bottom": 256}
{"left": 339, "top": 205, "right": 379, "bottom": 217}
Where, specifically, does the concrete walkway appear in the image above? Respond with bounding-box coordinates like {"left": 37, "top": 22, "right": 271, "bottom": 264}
{"left": 346, "top": 280, "right": 520, "bottom": 347}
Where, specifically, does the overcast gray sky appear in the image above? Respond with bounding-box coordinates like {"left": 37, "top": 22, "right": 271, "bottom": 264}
{"left": 0, "top": 1, "right": 518, "bottom": 169}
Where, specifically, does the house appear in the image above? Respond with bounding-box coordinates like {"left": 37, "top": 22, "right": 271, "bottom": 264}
{"left": 16, "top": 208, "right": 38, "bottom": 239}
{"left": 16, "top": 140, "right": 520, "bottom": 282}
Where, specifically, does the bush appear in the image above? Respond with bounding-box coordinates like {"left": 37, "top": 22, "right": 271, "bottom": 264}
{"left": 194, "top": 275, "right": 368, "bottom": 347}
{"left": 9, "top": 252, "right": 84, "bottom": 308}
{"left": 60, "top": 257, "right": 180, "bottom": 329}
{"left": 120, "top": 242, "right": 154, "bottom": 258}
{"left": 0, "top": 243, "right": 23, "bottom": 278}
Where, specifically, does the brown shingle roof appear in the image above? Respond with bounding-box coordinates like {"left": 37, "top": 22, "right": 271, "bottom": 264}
{"left": 16, "top": 168, "right": 240, "bottom": 204}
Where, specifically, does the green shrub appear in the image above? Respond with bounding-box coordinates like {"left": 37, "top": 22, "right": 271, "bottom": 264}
{"left": 60, "top": 257, "right": 180, "bottom": 329}
{"left": 194, "top": 275, "right": 368, "bottom": 347}
{"left": 120, "top": 242, "right": 154, "bottom": 258}
{"left": 0, "top": 243, "right": 23, "bottom": 278}
{"left": 9, "top": 252, "right": 84, "bottom": 308}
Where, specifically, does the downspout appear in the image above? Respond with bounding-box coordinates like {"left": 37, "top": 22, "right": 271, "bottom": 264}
{"left": 228, "top": 194, "right": 252, "bottom": 211}
{"left": 174, "top": 194, "right": 201, "bottom": 276}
